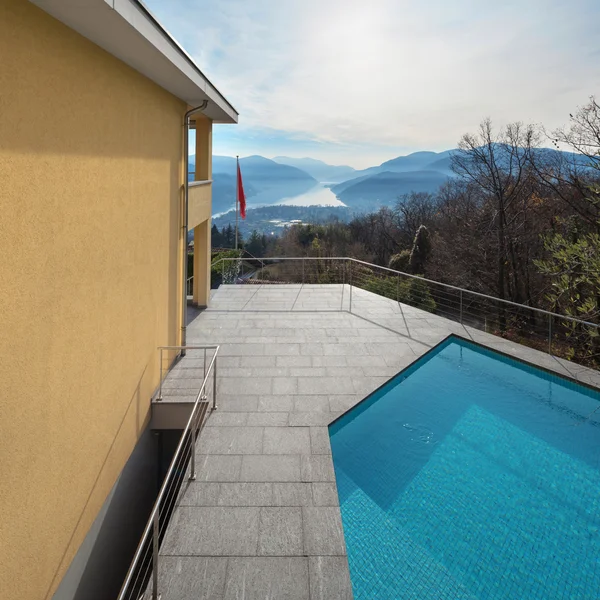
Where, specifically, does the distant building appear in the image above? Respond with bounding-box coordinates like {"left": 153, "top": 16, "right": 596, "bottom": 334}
{"left": 0, "top": 1, "right": 236, "bottom": 598}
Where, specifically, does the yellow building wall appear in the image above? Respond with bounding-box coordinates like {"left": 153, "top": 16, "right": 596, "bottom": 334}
{"left": 0, "top": 1, "right": 188, "bottom": 598}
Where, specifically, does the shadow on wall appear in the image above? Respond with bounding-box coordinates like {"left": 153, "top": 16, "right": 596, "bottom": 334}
{"left": 52, "top": 427, "right": 182, "bottom": 600}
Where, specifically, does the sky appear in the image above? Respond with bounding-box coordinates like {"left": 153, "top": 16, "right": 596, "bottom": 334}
{"left": 145, "top": 0, "right": 600, "bottom": 169}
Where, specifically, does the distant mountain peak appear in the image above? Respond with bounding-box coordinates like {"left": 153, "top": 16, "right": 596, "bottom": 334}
{"left": 272, "top": 156, "right": 356, "bottom": 183}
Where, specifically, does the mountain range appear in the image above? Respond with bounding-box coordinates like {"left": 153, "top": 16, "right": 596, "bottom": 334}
{"left": 191, "top": 147, "right": 593, "bottom": 219}
{"left": 191, "top": 150, "right": 455, "bottom": 215}
{"left": 272, "top": 156, "right": 356, "bottom": 182}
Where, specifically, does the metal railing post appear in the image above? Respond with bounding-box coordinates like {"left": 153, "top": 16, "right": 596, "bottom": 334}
{"left": 212, "top": 355, "right": 218, "bottom": 410}
{"left": 158, "top": 348, "right": 163, "bottom": 401}
{"left": 221, "top": 259, "right": 225, "bottom": 284}
{"left": 349, "top": 262, "right": 353, "bottom": 313}
{"left": 302, "top": 258, "right": 305, "bottom": 284}
{"left": 152, "top": 510, "right": 159, "bottom": 600}
{"left": 340, "top": 259, "right": 345, "bottom": 310}
{"left": 548, "top": 314, "right": 553, "bottom": 355}
{"left": 189, "top": 424, "right": 196, "bottom": 480}
{"left": 460, "top": 290, "right": 463, "bottom": 325}
{"left": 396, "top": 273, "right": 400, "bottom": 304}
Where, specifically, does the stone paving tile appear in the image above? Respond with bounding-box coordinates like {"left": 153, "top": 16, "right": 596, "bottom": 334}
{"left": 262, "top": 427, "right": 311, "bottom": 455}
{"left": 168, "top": 368, "right": 208, "bottom": 379}
{"left": 311, "top": 355, "right": 348, "bottom": 367}
{"left": 149, "top": 557, "right": 228, "bottom": 600}
{"left": 289, "top": 367, "right": 327, "bottom": 377}
{"left": 288, "top": 412, "right": 340, "bottom": 427}
{"left": 239, "top": 355, "right": 277, "bottom": 367}
{"left": 200, "top": 427, "right": 264, "bottom": 455}
{"left": 217, "top": 483, "right": 274, "bottom": 506}
{"left": 240, "top": 455, "right": 302, "bottom": 482}
{"left": 258, "top": 395, "right": 294, "bottom": 412}
{"left": 298, "top": 377, "right": 356, "bottom": 395}
{"left": 263, "top": 343, "right": 302, "bottom": 356}
{"left": 246, "top": 412, "right": 289, "bottom": 426}
{"left": 218, "top": 377, "right": 272, "bottom": 395}
{"left": 206, "top": 412, "right": 249, "bottom": 427}
{"left": 217, "top": 367, "right": 255, "bottom": 378}
{"left": 324, "top": 366, "right": 362, "bottom": 378}
{"left": 328, "top": 395, "right": 361, "bottom": 413}
{"left": 292, "top": 396, "right": 330, "bottom": 413}
{"left": 276, "top": 355, "right": 312, "bottom": 367}
{"left": 218, "top": 343, "right": 265, "bottom": 357}
{"left": 161, "top": 506, "right": 259, "bottom": 556}
{"left": 312, "top": 483, "right": 339, "bottom": 506}
{"left": 218, "top": 396, "right": 259, "bottom": 412}
{"left": 299, "top": 343, "right": 325, "bottom": 356}
{"left": 223, "top": 557, "right": 309, "bottom": 600}
{"left": 178, "top": 482, "right": 220, "bottom": 506}
{"left": 309, "top": 556, "right": 353, "bottom": 600}
{"left": 272, "top": 377, "right": 299, "bottom": 394}
{"left": 301, "top": 455, "right": 335, "bottom": 482}
{"left": 194, "top": 455, "right": 242, "bottom": 482}
{"left": 310, "top": 427, "right": 332, "bottom": 454}
{"left": 272, "top": 483, "right": 314, "bottom": 507}
{"left": 302, "top": 507, "right": 346, "bottom": 556}
{"left": 351, "top": 376, "right": 390, "bottom": 397}
{"left": 258, "top": 507, "right": 303, "bottom": 556}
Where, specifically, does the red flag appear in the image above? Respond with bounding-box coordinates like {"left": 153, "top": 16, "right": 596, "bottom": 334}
{"left": 237, "top": 160, "right": 246, "bottom": 219}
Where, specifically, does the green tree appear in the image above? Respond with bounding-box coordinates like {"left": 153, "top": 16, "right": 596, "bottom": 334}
{"left": 245, "top": 230, "right": 264, "bottom": 257}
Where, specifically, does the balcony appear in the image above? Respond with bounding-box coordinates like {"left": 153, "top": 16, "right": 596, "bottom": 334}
{"left": 188, "top": 179, "right": 212, "bottom": 230}
{"left": 120, "top": 260, "right": 600, "bottom": 600}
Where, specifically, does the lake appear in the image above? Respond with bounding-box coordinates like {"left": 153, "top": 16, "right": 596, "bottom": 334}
{"left": 276, "top": 184, "right": 346, "bottom": 207}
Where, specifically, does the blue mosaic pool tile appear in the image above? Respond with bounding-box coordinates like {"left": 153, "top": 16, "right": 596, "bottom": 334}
{"left": 330, "top": 338, "right": 600, "bottom": 599}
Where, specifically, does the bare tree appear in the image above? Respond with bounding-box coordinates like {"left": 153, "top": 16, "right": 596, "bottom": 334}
{"left": 451, "top": 119, "right": 540, "bottom": 308}
{"left": 393, "top": 192, "right": 436, "bottom": 248}
{"left": 544, "top": 96, "right": 600, "bottom": 226}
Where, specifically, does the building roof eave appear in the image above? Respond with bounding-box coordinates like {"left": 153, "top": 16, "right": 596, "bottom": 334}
{"left": 29, "top": 0, "right": 238, "bottom": 124}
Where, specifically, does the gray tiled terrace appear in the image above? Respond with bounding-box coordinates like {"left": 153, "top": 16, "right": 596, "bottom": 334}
{"left": 155, "top": 284, "right": 600, "bottom": 599}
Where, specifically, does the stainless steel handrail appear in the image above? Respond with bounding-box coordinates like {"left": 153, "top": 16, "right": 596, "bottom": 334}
{"left": 117, "top": 344, "right": 219, "bottom": 600}
{"left": 212, "top": 256, "right": 600, "bottom": 329}
{"left": 157, "top": 345, "right": 219, "bottom": 404}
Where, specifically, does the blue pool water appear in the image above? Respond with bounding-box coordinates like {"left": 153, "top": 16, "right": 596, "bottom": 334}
{"left": 329, "top": 336, "right": 600, "bottom": 599}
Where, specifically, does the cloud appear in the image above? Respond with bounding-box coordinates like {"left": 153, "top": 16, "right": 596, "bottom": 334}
{"left": 146, "top": 0, "right": 600, "bottom": 167}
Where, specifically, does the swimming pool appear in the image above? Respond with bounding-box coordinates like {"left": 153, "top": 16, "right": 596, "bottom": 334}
{"left": 329, "top": 336, "right": 600, "bottom": 599}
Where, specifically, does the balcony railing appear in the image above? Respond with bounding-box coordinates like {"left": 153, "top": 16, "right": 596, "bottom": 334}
{"left": 212, "top": 256, "right": 600, "bottom": 369}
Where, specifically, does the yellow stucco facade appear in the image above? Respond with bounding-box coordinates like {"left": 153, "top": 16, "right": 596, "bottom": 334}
{"left": 0, "top": 1, "right": 214, "bottom": 598}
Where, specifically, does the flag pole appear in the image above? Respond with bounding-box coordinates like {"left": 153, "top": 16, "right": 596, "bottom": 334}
{"left": 235, "top": 155, "right": 239, "bottom": 250}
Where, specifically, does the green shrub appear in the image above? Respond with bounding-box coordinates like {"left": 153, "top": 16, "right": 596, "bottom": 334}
{"left": 388, "top": 250, "right": 411, "bottom": 272}
{"left": 211, "top": 249, "right": 242, "bottom": 285}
